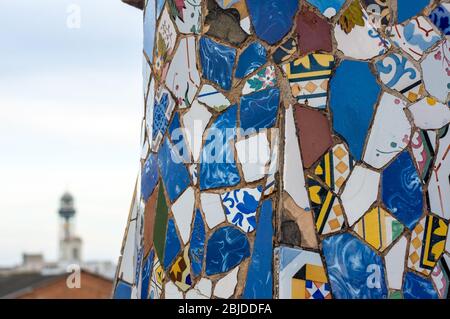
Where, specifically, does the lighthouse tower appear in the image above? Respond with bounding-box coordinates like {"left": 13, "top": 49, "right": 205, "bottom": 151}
{"left": 58, "top": 192, "right": 82, "bottom": 265}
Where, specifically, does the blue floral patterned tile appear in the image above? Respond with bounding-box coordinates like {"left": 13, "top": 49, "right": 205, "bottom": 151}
{"left": 397, "top": 0, "right": 429, "bottom": 23}
{"left": 199, "top": 37, "right": 236, "bottom": 91}
{"left": 429, "top": 3, "right": 450, "bottom": 35}
{"left": 306, "top": 0, "right": 346, "bottom": 18}
{"left": 221, "top": 186, "right": 263, "bottom": 233}
{"left": 163, "top": 218, "right": 181, "bottom": 269}
{"left": 143, "top": 0, "right": 156, "bottom": 62}
{"left": 141, "top": 153, "right": 158, "bottom": 202}
{"left": 246, "top": 0, "right": 298, "bottom": 45}
{"left": 152, "top": 87, "right": 175, "bottom": 152}
{"left": 240, "top": 87, "right": 280, "bottom": 133}
{"left": 140, "top": 250, "right": 154, "bottom": 299}
{"left": 205, "top": 226, "right": 250, "bottom": 276}
{"left": 329, "top": 60, "right": 380, "bottom": 160}
{"left": 235, "top": 42, "right": 267, "bottom": 79}
{"left": 382, "top": 150, "right": 423, "bottom": 230}
{"left": 189, "top": 209, "right": 205, "bottom": 277}
{"left": 243, "top": 199, "right": 273, "bottom": 299}
{"left": 169, "top": 112, "right": 190, "bottom": 163}
{"left": 113, "top": 280, "right": 132, "bottom": 299}
{"left": 199, "top": 105, "right": 241, "bottom": 190}
{"left": 322, "top": 232, "right": 388, "bottom": 299}
{"left": 158, "top": 138, "right": 191, "bottom": 203}
{"left": 403, "top": 272, "right": 439, "bottom": 299}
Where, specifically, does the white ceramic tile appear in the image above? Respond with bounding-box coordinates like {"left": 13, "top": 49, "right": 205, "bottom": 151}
{"left": 341, "top": 165, "right": 380, "bottom": 226}
{"left": 189, "top": 164, "right": 198, "bottom": 185}
{"left": 421, "top": 40, "right": 450, "bottom": 103}
{"left": 334, "top": 8, "right": 388, "bottom": 60}
{"left": 283, "top": 105, "right": 311, "bottom": 210}
{"left": 182, "top": 101, "right": 212, "bottom": 162}
{"left": 165, "top": 37, "right": 200, "bottom": 109}
{"left": 172, "top": 187, "right": 195, "bottom": 244}
{"left": 364, "top": 93, "right": 411, "bottom": 169}
{"left": 197, "top": 84, "right": 231, "bottom": 112}
{"left": 235, "top": 132, "right": 271, "bottom": 183}
{"left": 119, "top": 219, "right": 137, "bottom": 284}
{"left": 409, "top": 98, "right": 450, "bottom": 130}
{"left": 200, "top": 192, "right": 226, "bottom": 229}
{"left": 214, "top": 267, "right": 239, "bottom": 299}
{"left": 186, "top": 278, "right": 212, "bottom": 299}
{"left": 165, "top": 281, "right": 183, "bottom": 299}
{"left": 154, "top": 7, "right": 177, "bottom": 81}
{"left": 145, "top": 77, "right": 155, "bottom": 143}
{"left": 385, "top": 235, "right": 407, "bottom": 290}
{"left": 173, "top": 0, "right": 201, "bottom": 34}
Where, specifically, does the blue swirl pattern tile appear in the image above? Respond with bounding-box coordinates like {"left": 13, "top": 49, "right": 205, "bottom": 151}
{"left": 322, "top": 233, "right": 388, "bottom": 299}
{"left": 403, "top": 272, "right": 439, "bottom": 299}
{"left": 240, "top": 87, "right": 280, "bottom": 133}
{"left": 169, "top": 112, "right": 190, "bottom": 163}
{"left": 158, "top": 138, "right": 191, "bottom": 203}
{"left": 235, "top": 42, "right": 267, "bottom": 79}
{"left": 199, "top": 105, "right": 241, "bottom": 190}
{"left": 246, "top": 0, "right": 299, "bottom": 45}
{"left": 163, "top": 218, "right": 181, "bottom": 269}
{"left": 141, "top": 153, "right": 158, "bottom": 202}
{"left": 199, "top": 37, "right": 236, "bottom": 91}
{"left": 330, "top": 60, "right": 380, "bottom": 160}
{"left": 382, "top": 150, "right": 423, "bottom": 230}
{"left": 243, "top": 199, "right": 273, "bottom": 299}
{"left": 205, "top": 226, "right": 250, "bottom": 276}
{"left": 189, "top": 209, "right": 205, "bottom": 277}
{"left": 429, "top": 4, "right": 450, "bottom": 35}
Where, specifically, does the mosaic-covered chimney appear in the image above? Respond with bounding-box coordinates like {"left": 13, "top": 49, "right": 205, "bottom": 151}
{"left": 113, "top": 0, "right": 450, "bottom": 299}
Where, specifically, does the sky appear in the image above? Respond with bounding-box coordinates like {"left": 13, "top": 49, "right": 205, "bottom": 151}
{"left": 0, "top": 0, "right": 143, "bottom": 266}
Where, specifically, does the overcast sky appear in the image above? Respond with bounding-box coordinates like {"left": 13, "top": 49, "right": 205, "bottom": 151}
{"left": 0, "top": 0, "right": 143, "bottom": 266}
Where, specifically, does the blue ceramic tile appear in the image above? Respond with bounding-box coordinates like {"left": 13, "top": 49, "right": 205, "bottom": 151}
{"left": 306, "top": 0, "right": 346, "bottom": 18}
{"left": 398, "top": 0, "right": 429, "bottom": 23}
{"left": 113, "top": 280, "right": 132, "bottom": 299}
{"left": 134, "top": 246, "right": 143, "bottom": 286}
{"left": 156, "top": 0, "right": 165, "bottom": 17}
{"left": 141, "top": 153, "right": 159, "bottom": 202}
{"left": 322, "top": 233, "right": 388, "bottom": 299}
{"left": 140, "top": 250, "right": 154, "bottom": 299}
{"left": 158, "top": 138, "right": 191, "bottom": 202}
{"left": 189, "top": 209, "right": 205, "bottom": 277}
{"left": 163, "top": 218, "right": 181, "bottom": 268}
{"left": 240, "top": 88, "right": 280, "bottom": 133}
{"left": 243, "top": 199, "right": 273, "bottom": 299}
{"left": 169, "top": 112, "right": 190, "bottom": 163}
{"left": 329, "top": 60, "right": 380, "bottom": 160}
{"left": 403, "top": 272, "right": 439, "bottom": 299}
{"left": 246, "top": 0, "right": 298, "bottom": 45}
{"left": 235, "top": 42, "right": 267, "bottom": 79}
{"left": 143, "top": 0, "right": 156, "bottom": 62}
{"left": 152, "top": 91, "right": 173, "bottom": 147}
{"left": 429, "top": 4, "right": 450, "bottom": 35}
{"left": 199, "top": 105, "right": 241, "bottom": 190}
{"left": 205, "top": 226, "right": 250, "bottom": 275}
{"left": 199, "top": 37, "right": 236, "bottom": 91}
{"left": 382, "top": 150, "right": 423, "bottom": 230}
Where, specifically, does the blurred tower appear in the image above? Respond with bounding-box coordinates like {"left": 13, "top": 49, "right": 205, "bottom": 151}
{"left": 58, "top": 192, "right": 82, "bottom": 265}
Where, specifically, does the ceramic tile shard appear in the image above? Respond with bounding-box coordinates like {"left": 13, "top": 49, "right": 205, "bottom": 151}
{"left": 341, "top": 165, "right": 380, "bottom": 226}
{"left": 283, "top": 54, "right": 334, "bottom": 109}
{"left": 143, "top": 185, "right": 159, "bottom": 256}
{"left": 385, "top": 235, "right": 408, "bottom": 290}
{"left": 428, "top": 127, "right": 450, "bottom": 220}
{"left": 240, "top": 88, "right": 280, "bottom": 132}
{"left": 330, "top": 60, "right": 380, "bottom": 160}
{"left": 163, "top": 218, "right": 181, "bottom": 268}
{"left": 429, "top": 3, "right": 450, "bottom": 35}
{"left": 200, "top": 192, "right": 226, "bottom": 229}
{"left": 165, "top": 280, "right": 183, "bottom": 298}
{"left": 153, "top": 184, "right": 169, "bottom": 265}
{"left": 197, "top": 84, "right": 231, "bottom": 112}
{"left": 169, "top": 112, "right": 191, "bottom": 163}
{"left": 182, "top": 101, "right": 212, "bottom": 163}
{"left": 151, "top": 87, "right": 175, "bottom": 152}
{"left": 293, "top": 105, "right": 333, "bottom": 168}
{"left": 411, "top": 130, "right": 435, "bottom": 182}
{"left": 242, "top": 66, "right": 277, "bottom": 95}
{"left": 214, "top": 266, "right": 239, "bottom": 299}
{"left": 189, "top": 209, "right": 205, "bottom": 277}
{"left": 149, "top": 252, "right": 164, "bottom": 299}
{"left": 246, "top": 0, "right": 298, "bottom": 45}
{"left": 165, "top": 36, "right": 201, "bottom": 108}
{"left": 421, "top": 41, "right": 450, "bottom": 103}
{"left": 171, "top": 187, "right": 195, "bottom": 244}
{"left": 221, "top": 186, "right": 263, "bottom": 233}
{"left": 306, "top": 0, "right": 346, "bottom": 19}
{"left": 353, "top": 206, "right": 404, "bottom": 252}
{"left": 281, "top": 192, "right": 318, "bottom": 249}
{"left": 431, "top": 258, "right": 450, "bottom": 299}
{"left": 141, "top": 153, "right": 159, "bottom": 202}
{"left": 375, "top": 53, "right": 425, "bottom": 102}
{"left": 235, "top": 41, "right": 267, "bottom": 79}
{"left": 169, "top": 247, "right": 193, "bottom": 291}
{"left": 273, "top": 38, "right": 297, "bottom": 65}
{"left": 144, "top": 0, "right": 156, "bottom": 63}
{"left": 388, "top": 17, "right": 441, "bottom": 61}
{"left": 215, "top": 0, "right": 252, "bottom": 34}
{"left": 403, "top": 271, "right": 439, "bottom": 299}
{"left": 296, "top": 7, "right": 332, "bottom": 55}
{"left": 362, "top": 0, "right": 390, "bottom": 28}
{"left": 409, "top": 98, "right": 450, "bottom": 130}
{"left": 323, "top": 233, "right": 388, "bottom": 299}
{"left": 363, "top": 93, "right": 411, "bottom": 169}
{"left": 335, "top": 0, "right": 389, "bottom": 60}
{"left": 205, "top": 0, "right": 248, "bottom": 45}
{"left": 186, "top": 278, "right": 212, "bottom": 299}
{"left": 277, "top": 246, "right": 331, "bottom": 299}
{"left": 154, "top": 7, "right": 177, "bottom": 81}
{"left": 397, "top": 0, "right": 429, "bottom": 23}
{"left": 167, "top": 0, "right": 201, "bottom": 34}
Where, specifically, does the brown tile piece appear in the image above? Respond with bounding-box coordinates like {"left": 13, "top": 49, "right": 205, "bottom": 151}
{"left": 293, "top": 104, "right": 333, "bottom": 168}
{"left": 296, "top": 7, "right": 332, "bottom": 55}
{"left": 143, "top": 184, "right": 159, "bottom": 257}
{"left": 282, "top": 192, "right": 318, "bottom": 249}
